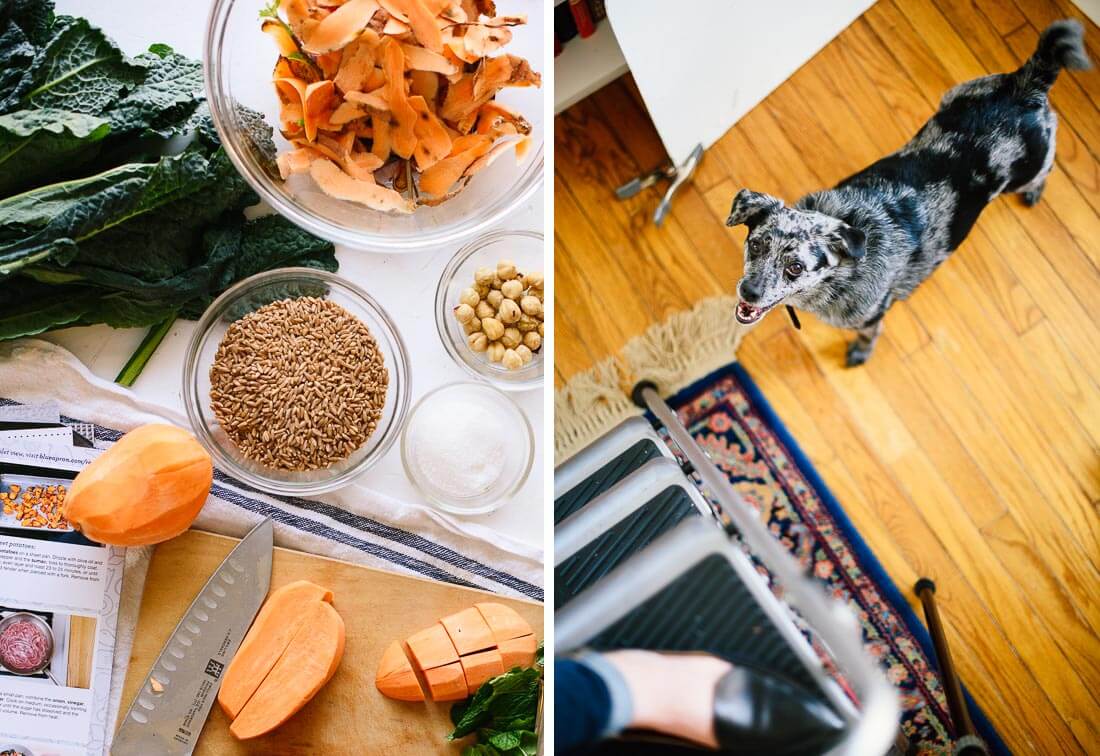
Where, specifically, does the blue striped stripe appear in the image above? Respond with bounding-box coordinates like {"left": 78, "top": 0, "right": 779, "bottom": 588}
{"left": 0, "top": 399, "right": 543, "bottom": 600}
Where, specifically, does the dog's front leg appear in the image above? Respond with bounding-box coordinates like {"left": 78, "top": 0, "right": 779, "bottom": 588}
{"left": 846, "top": 317, "right": 884, "bottom": 368}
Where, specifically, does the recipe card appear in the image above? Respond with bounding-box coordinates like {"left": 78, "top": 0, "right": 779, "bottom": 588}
{"left": 0, "top": 431, "right": 123, "bottom": 756}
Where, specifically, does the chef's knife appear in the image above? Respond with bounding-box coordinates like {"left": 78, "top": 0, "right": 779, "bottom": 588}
{"left": 112, "top": 518, "right": 274, "bottom": 755}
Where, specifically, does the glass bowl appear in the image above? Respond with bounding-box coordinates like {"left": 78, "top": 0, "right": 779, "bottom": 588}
{"left": 435, "top": 229, "right": 544, "bottom": 391}
{"left": 183, "top": 268, "right": 411, "bottom": 495}
{"left": 203, "top": 0, "right": 544, "bottom": 252}
{"left": 400, "top": 382, "right": 533, "bottom": 515}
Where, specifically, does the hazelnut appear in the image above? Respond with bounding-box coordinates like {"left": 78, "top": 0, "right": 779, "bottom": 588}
{"left": 468, "top": 332, "right": 488, "bottom": 352}
{"left": 491, "top": 275, "right": 503, "bottom": 290}
{"left": 487, "top": 341, "right": 505, "bottom": 363}
{"left": 523, "top": 331, "right": 541, "bottom": 351}
{"left": 475, "top": 300, "right": 495, "bottom": 320}
{"left": 538, "top": 322, "right": 544, "bottom": 337}
{"left": 463, "top": 316, "right": 482, "bottom": 335}
{"left": 487, "top": 289, "right": 504, "bottom": 309}
{"left": 522, "top": 271, "right": 544, "bottom": 290}
{"left": 517, "top": 314, "right": 537, "bottom": 333}
{"left": 501, "top": 327, "right": 521, "bottom": 349}
{"left": 453, "top": 303, "right": 475, "bottom": 323}
{"left": 502, "top": 348, "right": 522, "bottom": 371}
{"left": 501, "top": 279, "right": 523, "bottom": 300}
{"left": 474, "top": 267, "right": 495, "bottom": 287}
{"left": 498, "top": 299, "right": 521, "bottom": 324}
{"left": 515, "top": 344, "right": 533, "bottom": 364}
{"left": 496, "top": 259, "right": 517, "bottom": 280}
{"left": 475, "top": 282, "right": 490, "bottom": 298}
{"left": 482, "top": 317, "right": 504, "bottom": 341}
{"left": 459, "top": 288, "right": 480, "bottom": 308}
{"left": 520, "top": 295, "right": 542, "bottom": 318}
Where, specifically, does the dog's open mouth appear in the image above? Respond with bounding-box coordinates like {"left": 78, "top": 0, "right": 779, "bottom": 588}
{"left": 735, "top": 300, "right": 774, "bottom": 325}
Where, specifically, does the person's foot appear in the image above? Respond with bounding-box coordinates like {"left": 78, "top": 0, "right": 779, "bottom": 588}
{"left": 604, "top": 650, "right": 731, "bottom": 748}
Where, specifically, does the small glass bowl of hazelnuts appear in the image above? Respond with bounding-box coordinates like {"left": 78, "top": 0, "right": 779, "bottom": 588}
{"left": 434, "top": 229, "right": 545, "bottom": 392}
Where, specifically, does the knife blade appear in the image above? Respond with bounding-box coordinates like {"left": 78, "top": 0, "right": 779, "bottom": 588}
{"left": 112, "top": 518, "right": 274, "bottom": 755}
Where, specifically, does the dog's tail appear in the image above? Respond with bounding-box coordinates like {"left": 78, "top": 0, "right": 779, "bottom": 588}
{"left": 1015, "top": 19, "right": 1091, "bottom": 93}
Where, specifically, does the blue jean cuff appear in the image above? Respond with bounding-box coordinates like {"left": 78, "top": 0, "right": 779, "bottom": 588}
{"left": 573, "top": 650, "right": 634, "bottom": 739}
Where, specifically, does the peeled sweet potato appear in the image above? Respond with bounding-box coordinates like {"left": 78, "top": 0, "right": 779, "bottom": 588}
{"left": 376, "top": 602, "right": 535, "bottom": 703}
{"left": 218, "top": 581, "right": 334, "bottom": 719}
{"left": 62, "top": 424, "right": 212, "bottom": 546}
{"left": 230, "top": 600, "right": 345, "bottom": 740}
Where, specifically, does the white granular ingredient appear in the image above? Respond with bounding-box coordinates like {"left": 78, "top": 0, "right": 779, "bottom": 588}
{"left": 409, "top": 400, "right": 507, "bottom": 499}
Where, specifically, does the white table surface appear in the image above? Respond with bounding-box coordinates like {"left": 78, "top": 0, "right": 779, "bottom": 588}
{"left": 41, "top": 0, "right": 546, "bottom": 551}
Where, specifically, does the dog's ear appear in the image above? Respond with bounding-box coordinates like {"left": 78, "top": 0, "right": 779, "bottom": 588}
{"left": 727, "top": 189, "right": 782, "bottom": 228}
{"left": 829, "top": 223, "right": 866, "bottom": 260}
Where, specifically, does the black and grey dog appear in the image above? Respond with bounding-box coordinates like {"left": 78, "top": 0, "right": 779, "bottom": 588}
{"left": 726, "top": 20, "right": 1090, "bottom": 366}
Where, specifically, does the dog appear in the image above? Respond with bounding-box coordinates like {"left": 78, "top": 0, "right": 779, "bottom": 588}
{"left": 726, "top": 20, "right": 1091, "bottom": 367}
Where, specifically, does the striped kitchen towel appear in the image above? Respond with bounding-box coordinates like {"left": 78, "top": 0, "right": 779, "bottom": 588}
{"left": 0, "top": 338, "right": 543, "bottom": 745}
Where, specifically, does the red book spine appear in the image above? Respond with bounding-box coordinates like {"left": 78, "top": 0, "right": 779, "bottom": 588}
{"left": 554, "top": 34, "right": 563, "bottom": 57}
{"left": 569, "top": 0, "right": 595, "bottom": 38}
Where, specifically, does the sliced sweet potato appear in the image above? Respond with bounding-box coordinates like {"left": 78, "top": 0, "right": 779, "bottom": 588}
{"left": 217, "top": 581, "right": 334, "bottom": 720}
{"left": 334, "top": 32, "right": 379, "bottom": 93}
{"left": 392, "top": 0, "right": 443, "bottom": 52}
{"left": 346, "top": 88, "right": 389, "bottom": 112}
{"left": 229, "top": 600, "right": 345, "bottom": 740}
{"left": 409, "top": 69, "right": 439, "bottom": 101}
{"left": 301, "top": 0, "right": 381, "bottom": 53}
{"left": 404, "top": 622, "right": 459, "bottom": 670}
{"left": 383, "top": 15, "right": 411, "bottom": 35}
{"left": 460, "top": 648, "right": 505, "bottom": 696}
{"left": 476, "top": 100, "right": 531, "bottom": 137}
{"left": 316, "top": 49, "right": 344, "bottom": 79}
{"left": 262, "top": 19, "right": 300, "bottom": 56}
{"left": 418, "top": 134, "right": 491, "bottom": 195}
{"left": 371, "top": 113, "right": 392, "bottom": 160}
{"left": 472, "top": 53, "right": 539, "bottom": 100}
{"left": 401, "top": 43, "right": 457, "bottom": 74}
{"left": 475, "top": 602, "right": 532, "bottom": 644}
{"left": 277, "top": 146, "right": 322, "bottom": 178}
{"left": 345, "top": 149, "right": 384, "bottom": 180}
{"left": 409, "top": 94, "right": 451, "bottom": 171}
{"left": 310, "top": 158, "right": 414, "bottom": 213}
{"left": 330, "top": 100, "right": 366, "bottom": 125}
{"left": 382, "top": 39, "right": 418, "bottom": 159}
{"left": 462, "top": 23, "right": 511, "bottom": 58}
{"left": 424, "top": 661, "right": 468, "bottom": 702}
{"left": 440, "top": 606, "right": 495, "bottom": 656}
{"left": 498, "top": 634, "right": 537, "bottom": 671}
{"left": 464, "top": 135, "right": 520, "bottom": 176}
{"left": 375, "top": 641, "right": 426, "bottom": 701}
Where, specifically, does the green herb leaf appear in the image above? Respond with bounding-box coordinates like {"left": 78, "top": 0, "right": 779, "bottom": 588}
{"left": 105, "top": 46, "right": 203, "bottom": 138}
{"left": 448, "top": 665, "right": 541, "bottom": 740}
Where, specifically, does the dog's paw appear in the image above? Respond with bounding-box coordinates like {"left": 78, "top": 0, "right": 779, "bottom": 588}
{"left": 845, "top": 340, "right": 872, "bottom": 368}
{"left": 1022, "top": 189, "right": 1043, "bottom": 207}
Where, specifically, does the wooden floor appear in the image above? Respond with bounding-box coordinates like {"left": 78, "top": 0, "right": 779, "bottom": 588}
{"left": 553, "top": 1, "right": 1100, "bottom": 753}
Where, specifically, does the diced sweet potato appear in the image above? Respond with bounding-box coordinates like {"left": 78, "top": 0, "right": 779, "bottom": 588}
{"left": 375, "top": 641, "right": 426, "bottom": 701}
{"left": 404, "top": 622, "right": 459, "bottom": 670}
{"left": 498, "top": 634, "right": 536, "bottom": 671}
{"left": 460, "top": 648, "right": 505, "bottom": 696}
{"left": 424, "top": 661, "right": 468, "bottom": 702}
{"left": 440, "top": 606, "right": 495, "bottom": 656}
{"left": 229, "top": 600, "right": 345, "bottom": 740}
{"left": 218, "top": 581, "right": 334, "bottom": 720}
{"left": 475, "top": 602, "right": 531, "bottom": 644}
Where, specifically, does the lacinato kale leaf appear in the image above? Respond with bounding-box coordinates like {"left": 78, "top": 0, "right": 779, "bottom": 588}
{"left": 106, "top": 46, "right": 203, "bottom": 138}
{"left": 0, "top": 108, "right": 110, "bottom": 195}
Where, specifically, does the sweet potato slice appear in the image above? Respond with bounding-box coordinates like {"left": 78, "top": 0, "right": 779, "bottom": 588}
{"left": 409, "top": 94, "right": 452, "bottom": 171}
{"left": 346, "top": 88, "right": 389, "bottom": 112}
{"left": 409, "top": 69, "right": 439, "bottom": 101}
{"left": 375, "top": 641, "right": 426, "bottom": 701}
{"left": 424, "top": 661, "right": 468, "bottom": 702}
{"left": 460, "top": 648, "right": 505, "bottom": 696}
{"left": 277, "top": 146, "right": 323, "bottom": 178}
{"left": 334, "top": 32, "right": 379, "bottom": 93}
{"left": 310, "top": 158, "right": 413, "bottom": 213}
{"left": 229, "top": 600, "right": 345, "bottom": 740}
{"left": 498, "top": 634, "right": 537, "bottom": 671}
{"left": 440, "top": 606, "right": 495, "bottom": 655}
{"left": 475, "top": 602, "right": 532, "bottom": 644}
{"left": 401, "top": 43, "right": 457, "bottom": 74}
{"left": 330, "top": 100, "right": 367, "bottom": 125}
{"left": 262, "top": 19, "right": 300, "bottom": 56}
{"left": 392, "top": 0, "right": 443, "bottom": 52}
{"left": 218, "top": 581, "right": 334, "bottom": 719}
{"left": 404, "top": 622, "right": 459, "bottom": 670}
{"left": 418, "top": 134, "right": 491, "bottom": 195}
{"left": 382, "top": 39, "right": 418, "bottom": 159}
{"left": 462, "top": 23, "right": 512, "bottom": 58}
{"left": 301, "top": 0, "right": 381, "bottom": 53}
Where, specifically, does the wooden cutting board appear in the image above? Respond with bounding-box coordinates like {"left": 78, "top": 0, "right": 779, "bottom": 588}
{"left": 118, "top": 530, "right": 543, "bottom": 754}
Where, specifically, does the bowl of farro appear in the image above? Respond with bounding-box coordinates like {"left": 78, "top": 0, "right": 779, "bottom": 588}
{"left": 183, "top": 268, "right": 411, "bottom": 495}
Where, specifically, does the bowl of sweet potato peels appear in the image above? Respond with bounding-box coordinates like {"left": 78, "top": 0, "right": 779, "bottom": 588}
{"left": 204, "top": 0, "right": 543, "bottom": 251}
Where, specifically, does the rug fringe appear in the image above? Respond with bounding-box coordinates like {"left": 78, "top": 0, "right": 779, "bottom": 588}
{"left": 555, "top": 295, "right": 747, "bottom": 463}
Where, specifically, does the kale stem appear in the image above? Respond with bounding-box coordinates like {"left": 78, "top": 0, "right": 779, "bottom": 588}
{"left": 115, "top": 316, "right": 175, "bottom": 387}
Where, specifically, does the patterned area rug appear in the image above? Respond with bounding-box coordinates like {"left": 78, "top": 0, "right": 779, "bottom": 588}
{"left": 664, "top": 363, "right": 1007, "bottom": 756}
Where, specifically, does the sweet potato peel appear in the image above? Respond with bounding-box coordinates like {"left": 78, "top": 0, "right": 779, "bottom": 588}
{"left": 262, "top": 0, "right": 537, "bottom": 211}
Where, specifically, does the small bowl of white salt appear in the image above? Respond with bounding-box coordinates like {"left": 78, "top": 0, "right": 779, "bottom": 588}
{"left": 400, "top": 382, "right": 534, "bottom": 516}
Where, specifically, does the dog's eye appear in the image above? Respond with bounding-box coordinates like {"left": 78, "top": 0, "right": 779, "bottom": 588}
{"left": 784, "top": 262, "right": 804, "bottom": 279}
{"left": 747, "top": 238, "right": 760, "bottom": 254}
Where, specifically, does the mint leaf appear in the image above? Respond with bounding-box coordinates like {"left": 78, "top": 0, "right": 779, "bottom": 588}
{"left": 449, "top": 666, "right": 541, "bottom": 740}
{"left": 0, "top": 108, "right": 110, "bottom": 195}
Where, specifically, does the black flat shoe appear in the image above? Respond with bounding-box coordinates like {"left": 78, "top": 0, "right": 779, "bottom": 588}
{"left": 713, "top": 667, "right": 846, "bottom": 755}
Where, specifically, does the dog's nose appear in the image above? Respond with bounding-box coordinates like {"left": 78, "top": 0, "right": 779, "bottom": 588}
{"left": 739, "top": 280, "right": 762, "bottom": 303}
